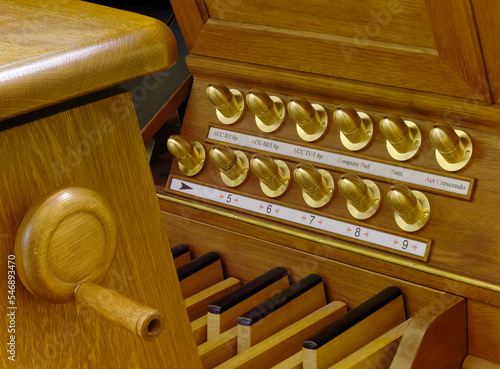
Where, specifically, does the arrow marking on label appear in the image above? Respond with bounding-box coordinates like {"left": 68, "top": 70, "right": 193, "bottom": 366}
{"left": 180, "top": 182, "right": 193, "bottom": 190}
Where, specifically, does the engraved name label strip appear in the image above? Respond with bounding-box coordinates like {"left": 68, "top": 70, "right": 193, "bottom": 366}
{"left": 207, "top": 127, "right": 472, "bottom": 197}
{"left": 170, "top": 178, "right": 430, "bottom": 260}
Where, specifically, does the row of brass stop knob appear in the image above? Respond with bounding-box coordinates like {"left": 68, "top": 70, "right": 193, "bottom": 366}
{"left": 167, "top": 136, "right": 429, "bottom": 232}
{"left": 206, "top": 83, "right": 472, "bottom": 172}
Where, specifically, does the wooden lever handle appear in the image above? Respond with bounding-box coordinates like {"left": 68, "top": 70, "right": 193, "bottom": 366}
{"left": 75, "top": 283, "right": 163, "bottom": 340}
{"left": 15, "top": 187, "right": 165, "bottom": 341}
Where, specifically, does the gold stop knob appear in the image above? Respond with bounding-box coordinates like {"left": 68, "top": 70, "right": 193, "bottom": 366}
{"left": 206, "top": 83, "right": 245, "bottom": 124}
{"left": 250, "top": 153, "right": 290, "bottom": 197}
{"left": 387, "top": 184, "right": 430, "bottom": 232}
{"left": 167, "top": 135, "right": 205, "bottom": 176}
{"left": 379, "top": 115, "right": 421, "bottom": 161}
{"left": 333, "top": 105, "right": 373, "bottom": 151}
{"left": 338, "top": 173, "right": 380, "bottom": 219}
{"left": 246, "top": 90, "right": 285, "bottom": 132}
{"left": 287, "top": 98, "right": 328, "bottom": 142}
{"left": 210, "top": 145, "right": 249, "bottom": 187}
{"left": 293, "top": 163, "right": 334, "bottom": 208}
{"left": 429, "top": 124, "right": 472, "bottom": 171}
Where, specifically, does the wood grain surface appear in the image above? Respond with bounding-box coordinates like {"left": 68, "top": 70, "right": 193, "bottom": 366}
{"left": 0, "top": 0, "right": 177, "bottom": 121}
{"left": 172, "top": 0, "right": 491, "bottom": 102}
{"left": 0, "top": 92, "right": 201, "bottom": 368}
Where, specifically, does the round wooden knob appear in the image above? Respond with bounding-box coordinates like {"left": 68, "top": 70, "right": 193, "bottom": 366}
{"left": 14, "top": 187, "right": 164, "bottom": 340}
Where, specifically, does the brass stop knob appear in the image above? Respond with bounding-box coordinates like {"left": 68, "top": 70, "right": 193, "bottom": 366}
{"left": 206, "top": 83, "right": 245, "bottom": 124}
{"left": 333, "top": 105, "right": 373, "bottom": 151}
{"left": 210, "top": 145, "right": 249, "bottom": 187}
{"left": 250, "top": 153, "right": 290, "bottom": 197}
{"left": 287, "top": 98, "right": 328, "bottom": 142}
{"left": 430, "top": 124, "right": 472, "bottom": 171}
{"left": 14, "top": 187, "right": 164, "bottom": 340}
{"left": 246, "top": 90, "right": 285, "bottom": 132}
{"left": 338, "top": 173, "right": 380, "bottom": 219}
{"left": 387, "top": 184, "right": 430, "bottom": 232}
{"left": 167, "top": 135, "right": 205, "bottom": 176}
{"left": 379, "top": 115, "right": 421, "bottom": 161}
{"left": 293, "top": 163, "right": 334, "bottom": 208}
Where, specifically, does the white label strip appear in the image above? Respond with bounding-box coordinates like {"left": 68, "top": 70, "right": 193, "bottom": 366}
{"left": 208, "top": 127, "right": 471, "bottom": 197}
{"left": 169, "top": 178, "right": 430, "bottom": 259}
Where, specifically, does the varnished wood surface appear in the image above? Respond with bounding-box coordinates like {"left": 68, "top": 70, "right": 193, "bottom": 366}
{"left": 160, "top": 205, "right": 500, "bottom": 363}
{"left": 185, "top": 277, "right": 241, "bottom": 321}
{"left": 390, "top": 296, "right": 466, "bottom": 368}
{"left": 172, "top": 0, "right": 491, "bottom": 102}
{"left": 237, "top": 277, "right": 326, "bottom": 352}
{"left": 192, "top": 314, "right": 209, "bottom": 345}
{"left": 302, "top": 294, "right": 406, "bottom": 369}
{"left": 207, "top": 271, "right": 289, "bottom": 338}
{"left": 14, "top": 187, "right": 117, "bottom": 303}
{"left": 198, "top": 326, "right": 238, "bottom": 368}
{"left": 463, "top": 356, "right": 500, "bottom": 369}
{"left": 216, "top": 301, "right": 348, "bottom": 369}
{"left": 203, "top": 0, "right": 436, "bottom": 48}
{"left": 468, "top": 300, "right": 500, "bottom": 365}
{"left": 165, "top": 77, "right": 500, "bottom": 291}
{"left": 0, "top": 0, "right": 177, "bottom": 121}
{"left": 161, "top": 209, "right": 447, "bottom": 319}
{"left": 0, "top": 92, "right": 201, "bottom": 368}
{"left": 471, "top": 0, "right": 500, "bottom": 104}
{"left": 329, "top": 320, "right": 408, "bottom": 369}
{"left": 74, "top": 283, "right": 164, "bottom": 341}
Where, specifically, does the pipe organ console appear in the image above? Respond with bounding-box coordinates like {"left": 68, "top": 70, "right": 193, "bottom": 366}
{"left": 159, "top": 0, "right": 500, "bottom": 368}
{"left": 3, "top": 0, "right": 500, "bottom": 368}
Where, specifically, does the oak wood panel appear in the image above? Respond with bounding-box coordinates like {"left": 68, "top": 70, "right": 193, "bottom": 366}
{"left": 204, "top": 0, "right": 436, "bottom": 48}
{"left": 0, "top": 0, "right": 177, "bottom": 121}
{"left": 198, "top": 326, "right": 238, "bottom": 369}
{"left": 192, "top": 315, "right": 209, "bottom": 345}
{"left": 0, "top": 93, "right": 201, "bottom": 369}
{"left": 423, "top": 0, "right": 491, "bottom": 103}
{"left": 463, "top": 356, "right": 500, "bottom": 369}
{"left": 468, "top": 300, "right": 500, "bottom": 365}
{"left": 272, "top": 352, "right": 303, "bottom": 369}
{"left": 191, "top": 19, "right": 481, "bottom": 101}
{"left": 173, "top": 0, "right": 490, "bottom": 101}
{"left": 170, "top": 0, "right": 205, "bottom": 50}
{"left": 165, "top": 78, "right": 500, "bottom": 289}
{"left": 471, "top": 0, "right": 500, "bottom": 103}
{"left": 328, "top": 321, "right": 408, "bottom": 369}
{"left": 389, "top": 296, "right": 466, "bottom": 368}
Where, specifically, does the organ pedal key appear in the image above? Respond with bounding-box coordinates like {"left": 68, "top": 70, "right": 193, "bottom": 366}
{"left": 237, "top": 274, "right": 326, "bottom": 353}
{"left": 185, "top": 278, "right": 241, "bottom": 322}
{"left": 207, "top": 266, "right": 290, "bottom": 339}
{"left": 171, "top": 243, "right": 192, "bottom": 269}
{"left": 302, "top": 287, "right": 406, "bottom": 369}
{"left": 170, "top": 244, "right": 466, "bottom": 369}
{"left": 177, "top": 251, "right": 224, "bottom": 298}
